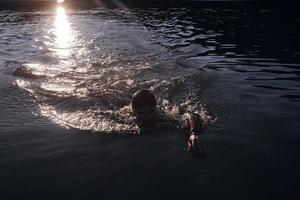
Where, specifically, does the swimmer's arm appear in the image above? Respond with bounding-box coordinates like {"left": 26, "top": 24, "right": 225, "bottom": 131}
{"left": 188, "top": 133, "right": 207, "bottom": 159}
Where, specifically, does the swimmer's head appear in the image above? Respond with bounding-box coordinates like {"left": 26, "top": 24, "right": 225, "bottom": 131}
{"left": 131, "top": 89, "right": 156, "bottom": 111}
{"left": 131, "top": 89, "right": 157, "bottom": 129}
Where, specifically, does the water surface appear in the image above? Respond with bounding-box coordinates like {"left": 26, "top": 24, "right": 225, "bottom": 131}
{"left": 0, "top": 4, "right": 299, "bottom": 200}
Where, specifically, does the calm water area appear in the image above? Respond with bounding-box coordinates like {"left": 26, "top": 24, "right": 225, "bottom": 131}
{"left": 0, "top": 2, "right": 300, "bottom": 199}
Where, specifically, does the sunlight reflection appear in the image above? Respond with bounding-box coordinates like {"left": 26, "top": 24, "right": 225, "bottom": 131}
{"left": 54, "top": 6, "right": 73, "bottom": 58}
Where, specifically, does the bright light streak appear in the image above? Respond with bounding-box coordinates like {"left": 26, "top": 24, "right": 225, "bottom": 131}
{"left": 57, "top": 0, "right": 65, "bottom": 3}
{"left": 54, "top": 6, "right": 73, "bottom": 58}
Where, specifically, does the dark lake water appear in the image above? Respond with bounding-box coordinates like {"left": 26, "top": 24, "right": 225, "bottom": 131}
{"left": 0, "top": 3, "right": 300, "bottom": 200}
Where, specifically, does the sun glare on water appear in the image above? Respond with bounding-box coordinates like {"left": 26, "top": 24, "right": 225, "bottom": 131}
{"left": 54, "top": 6, "right": 73, "bottom": 58}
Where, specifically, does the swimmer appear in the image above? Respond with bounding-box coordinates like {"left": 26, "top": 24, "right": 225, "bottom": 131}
{"left": 131, "top": 89, "right": 207, "bottom": 158}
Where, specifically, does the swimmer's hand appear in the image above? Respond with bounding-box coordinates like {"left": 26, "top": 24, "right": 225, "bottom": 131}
{"left": 188, "top": 134, "right": 207, "bottom": 159}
